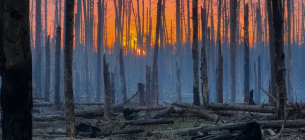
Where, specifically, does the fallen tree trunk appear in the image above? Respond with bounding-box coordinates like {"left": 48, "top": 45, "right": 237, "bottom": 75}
{"left": 186, "top": 108, "right": 218, "bottom": 121}
{"left": 259, "top": 86, "right": 277, "bottom": 105}
{"left": 33, "top": 102, "right": 105, "bottom": 107}
{"left": 152, "top": 125, "right": 204, "bottom": 136}
{"left": 78, "top": 129, "right": 145, "bottom": 137}
{"left": 124, "top": 119, "right": 174, "bottom": 125}
{"left": 75, "top": 102, "right": 104, "bottom": 106}
{"left": 172, "top": 101, "right": 203, "bottom": 110}
{"left": 130, "top": 106, "right": 170, "bottom": 111}
{"left": 199, "top": 119, "right": 305, "bottom": 134}
{"left": 148, "top": 107, "right": 184, "bottom": 119}
{"left": 208, "top": 103, "right": 276, "bottom": 113}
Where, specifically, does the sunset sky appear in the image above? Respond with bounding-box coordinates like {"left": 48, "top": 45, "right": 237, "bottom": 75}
{"left": 30, "top": 0, "right": 304, "bottom": 52}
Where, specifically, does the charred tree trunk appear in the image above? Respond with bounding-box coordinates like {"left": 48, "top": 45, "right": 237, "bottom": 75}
{"left": 151, "top": 0, "right": 162, "bottom": 106}
{"left": 111, "top": 73, "right": 116, "bottom": 104}
{"left": 287, "top": 0, "right": 293, "bottom": 103}
{"left": 0, "top": 0, "right": 33, "bottom": 138}
{"left": 267, "top": 0, "right": 276, "bottom": 105}
{"left": 64, "top": 0, "right": 76, "bottom": 137}
{"left": 44, "top": 35, "right": 51, "bottom": 102}
{"left": 201, "top": 7, "right": 209, "bottom": 108}
{"left": 257, "top": 55, "right": 261, "bottom": 104}
{"left": 176, "top": 0, "right": 181, "bottom": 102}
{"left": 216, "top": 0, "right": 223, "bottom": 103}
{"left": 254, "top": 61, "right": 258, "bottom": 104}
{"left": 119, "top": 48, "right": 127, "bottom": 103}
{"left": 138, "top": 83, "right": 145, "bottom": 105}
{"left": 272, "top": 0, "right": 287, "bottom": 120}
{"left": 103, "top": 54, "right": 111, "bottom": 120}
{"left": 244, "top": 4, "right": 250, "bottom": 102}
{"left": 230, "top": 0, "right": 237, "bottom": 102}
{"left": 35, "top": 0, "right": 42, "bottom": 98}
{"left": 55, "top": 26, "right": 61, "bottom": 107}
{"left": 192, "top": 0, "right": 200, "bottom": 105}
{"left": 146, "top": 66, "right": 151, "bottom": 105}
{"left": 96, "top": 0, "right": 105, "bottom": 102}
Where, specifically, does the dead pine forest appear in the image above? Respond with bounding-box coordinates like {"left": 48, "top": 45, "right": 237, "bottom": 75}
{"left": 2, "top": 0, "right": 305, "bottom": 139}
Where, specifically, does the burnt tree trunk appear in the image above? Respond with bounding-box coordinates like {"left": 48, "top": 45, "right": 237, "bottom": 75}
{"left": 96, "top": 0, "right": 105, "bottom": 102}
{"left": 257, "top": 55, "right": 261, "bottom": 103}
{"left": 138, "top": 83, "right": 145, "bottom": 105}
{"left": 64, "top": 0, "right": 76, "bottom": 137}
{"left": 151, "top": 0, "right": 162, "bottom": 106}
{"left": 216, "top": 0, "right": 223, "bottom": 103}
{"left": 35, "top": 0, "right": 42, "bottom": 98}
{"left": 267, "top": 0, "right": 276, "bottom": 105}
{"left": 146, "top": 66, "right": 151, "bottom": 105}
{"left": 44, "top": 35, "right": 51, "bottom": 102}
{"left": 103, "top": 54, "right": 111, "bottom": 120}
{"left": 287, "top": 0, "right": 293, "bottom": 103}
{"left": 254, "top": 61, "right": 258, "bottom": 104}
{"left": 176, "top": 0, "right": 181, "bottom": 102}
{"left": 201, "top": 7, "right": 209, "bottom": 108}
{"left": 230, "top": 0, "right": 237, "bottom": 102}
{"left": 0, "top": 0, "right": 33, "bottom": 139}
{"left": 55, "top": 26, "right": 61, "bottom": 107}
{"left": 119, "top": 48, "right": 127, "bottom": 102}
{"left": 192, "top": 0, "right": 200, "bottom": 105}
{"left": 111, "top": 73, "right": 116, "bottom": 105}
{"left": 272, "top": 0, "right": 287, "bottom": 120}
{"left": 244, "top": 3, "right": 250, "bottom": 102}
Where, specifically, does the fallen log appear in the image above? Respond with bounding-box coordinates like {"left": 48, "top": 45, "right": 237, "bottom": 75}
{"left": 208, "top": 103, "right": 276, "bottom": 113}
{"left": 186, "top": 108, "right": 218, "bottom": 121}
{"left": 199, "top": 119, "right": 305, "bottom": 134}
{"left": 148, "top": 107, "right": 183, "bottom": 119}
{"left": 78, "top": 129, "right": 145, "bottom": 137}
{"left": 129, "top": 106, "right": 170, "bottom": 111}
{"left": 124, "top": 119, "right": 174, "bottom": 125}
{"left": 152, "top": 125, "right": 205, "bottom": 136}
{"left": 75, "top": 102, "right": 104, "bottom": 106}
{"left": 173, "top": 101, "right": 203, "bottom": 110}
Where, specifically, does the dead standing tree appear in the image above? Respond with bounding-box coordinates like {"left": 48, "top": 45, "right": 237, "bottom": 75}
{"left": 216, "top": 0, "right": 223, "bottom": 103}
{"left": 64, "top": 0, "right": 76, "bottom": 137}
{"left": 272, "top": 0, "right": 287, "bottom": 120}
{"left": 35, "top": 0, "right": 42, "bottom": 98}
{"left": 287, "top": 0, "right": 294, "bottom": 103}
{"left": 0, "top": 0, "right": 33, "bottom": 138}
{"left": 192, "top": 0, "right": 200, "bottom": 105}
{"left": 55, "top": 26, "right": 61, "bottom": 107}
{"left": 230, "top": 0, "right": 237, "bottom": 102}
{"left": 103, "top": 54, "right": 111, "bottom": 120}
{"left": 201, "top": 7, "right": 209, "bottom": 108}
{"left": 244, "top": 3, "right": 250, "bottom": 103}
{"left": 176, "top": 0, "right": 181, "bottom": 102}
{"left": 151, "top": 0, "right": 162, "bottom": 106}
{"left": 45, "top": 35, "right": 51, "bottom": 102}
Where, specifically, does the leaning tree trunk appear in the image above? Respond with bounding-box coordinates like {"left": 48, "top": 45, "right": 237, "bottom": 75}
{"left": 244, "top": 3, "right": 250, "bottom": 103}
{"left": 103, "top": 54, "right": 111, "bottom": 120}
{"left": 201, "top": 7, "right": 209, "bottom": 108}
{"left": 230, "top": 0, "right": 237, "bottom": 102}
{"left": 287, "top": 0, "right": 294, "bottom": 103}
{"left": 35, "top": 0, "right": 42, "bottom": 98}
{"left": 44, "top": 35, "right": 51, "bottom": 102}
{"left": 151, "top": 0, "right": 162, "bottom": 106}
{"left": 176, "top": 0, "right": 181, "bottom": 102}
{"left": 192, "top": 0, "right": 200, "bottom": 105}
{"left": 267, "top": 0, "right": 276, "bottom": 106}
{"left": 272, "top": 0, "right": 287, "bottom": 120}
{"left": 0, "top": 0, "right": 33, "bottom": 138}
{"left": 64, "top": 0, "right": 76, "bottom": 137}
{"left": 55, "top": 26, "right": 61, "bottom": 107}
{"left": 216, "top": 0, "right": 223, "bottom": 103}
{"left": 119, "top": 48, "right": 127, "bottom": 103}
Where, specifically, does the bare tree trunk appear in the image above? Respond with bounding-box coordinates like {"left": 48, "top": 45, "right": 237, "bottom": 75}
{"left": 44, "top": 35, "right": 51, "bottom": 102}
{"left": 64, "top": 0, "right": 76, "bottom": 137}
{"left": 257, "top": 55, "right": 261, "bottom": 104}
{"left": 119, "top": 48, "right": 127, "bottom": 102}
{"left": 192, "top": 0, "right": 200, "bottom": 105}
{"left": 244, "top": 3, "right": 250, "bottom": 102}
{"left": 267, "top": 0, "right": 276, "bottom": 105}
{"left": 103, "top": 54, "right": 111, "bottom": 120}
{"left": 55, "top": 26, "right": 61, "bottom": 107}
{"left": 216, "top": 0, "right": 223, "bottom": 103}
{"left": 96, "top": 0, "right": 105, "bottom": 102}
{"left": 272, "top": 0, "right": 287, "bottom": 120}
{"left": 287, "top": 0, "right": 294, "bottom": 103}
{"left": 0, "top": 0, "right": 33, "bottom": 138}
{"left": 230, "top": 0, "right": 237, "bottom": 102}
{"left": 254, "top": 61, "right": 258, "bottom": 104}
{"left": 146, "top": 66, "right": 151, "bottom": 105}
{"left": 45, "top": 0, "right": 48, "bottom": 37}
{"left": 176, "top": 0, "right": 181, "bottom": 102}
{"left": 201, "top": 7, "right": 209, "bottom": 108}
{"left": 35, "top": 0, "right": 42, "bottom": 98}
{"left": 187, "top": 0, "right": 191, "bottom": 46}
{"left": 138, "top": 83, "right": 145, "bottom": 105}
{"left": 151, "top": 0, "right": 162, "bottom": 106}
{"left": 111, "top": 73, "right": 116, "bottom": 104}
